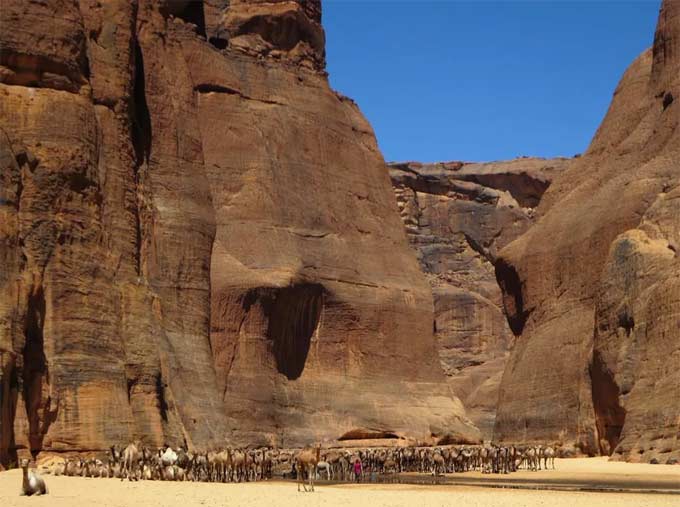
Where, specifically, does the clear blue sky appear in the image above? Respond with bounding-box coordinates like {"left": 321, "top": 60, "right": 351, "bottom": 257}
{"left": 323, "top": 1, "right": 661, "bottom": 163}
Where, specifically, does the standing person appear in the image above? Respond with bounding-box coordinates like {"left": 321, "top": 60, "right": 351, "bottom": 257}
{"left": 354, "top": 458, "right": 363, "bottom": 483}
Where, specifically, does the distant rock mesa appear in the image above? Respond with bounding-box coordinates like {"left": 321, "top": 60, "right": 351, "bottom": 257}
{"left": 390, "top": 158, "right": 570, "bottom": 439}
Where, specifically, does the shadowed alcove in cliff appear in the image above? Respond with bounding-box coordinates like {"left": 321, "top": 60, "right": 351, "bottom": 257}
{"left": 22, "top": 287, "right": 51, "bottom": 456}
{"left": 265, "top": 284, "right": 324, "bottom": 381}
{"left": 590, "top": 349, "right": 626, "bottom": 456}
{"left": 495, "top": 258, "right": 529, "bottom": 336}
{"left": 161, "top": 0, "right": 207, "bottom": 38}
{"left": 0, "top": 354, "right": 19, "bottom": 466}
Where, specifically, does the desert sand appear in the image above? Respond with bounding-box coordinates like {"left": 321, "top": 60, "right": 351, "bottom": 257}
{"left": 1, "top": 458, "right": 679, "bottom": 507}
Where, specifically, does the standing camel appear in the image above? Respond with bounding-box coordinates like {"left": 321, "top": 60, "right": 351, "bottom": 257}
{"left": 542, "top": 446, "right": 556, "bottom": 469}
{"left": 121, "top": 442, "right": 142, "bottom": 480}
{"left": 296, "top": 445, "right": 321, "bottom": 492}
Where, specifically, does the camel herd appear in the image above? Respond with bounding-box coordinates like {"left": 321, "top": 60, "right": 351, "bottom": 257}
{"left": 297, "top": 443, "right": 556, "bottom": 480}
{"left": 47, "top": 443, "right": 276, "bottom": 482}
{"left": 37, "top": 442, "right": 556, "bottom": 487}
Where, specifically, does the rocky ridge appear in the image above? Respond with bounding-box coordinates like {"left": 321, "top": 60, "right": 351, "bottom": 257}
{"left": 493, "top": 0, "right": 680, "bottom": 463}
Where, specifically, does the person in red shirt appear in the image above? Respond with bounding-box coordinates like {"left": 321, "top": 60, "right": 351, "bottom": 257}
{"left": 353, "top": 458, "right": 363, "bottom": 482}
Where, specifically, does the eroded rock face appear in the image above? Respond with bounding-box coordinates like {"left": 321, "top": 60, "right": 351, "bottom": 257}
{"left": 390, "top": 158, "right": 570, "bottom": 438}
{"left": 0, "top": 0, "right": 477, "bottom": 463}
{"left": 205, "top": 0, "right": 325, "bottom": 70}
{"left": 494, "top": 0, "right": 680, "bottom": 463}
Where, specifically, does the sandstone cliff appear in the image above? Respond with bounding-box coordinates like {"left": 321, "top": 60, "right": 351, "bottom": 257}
{"left": 390, "top": 158, "right": 570, "bottom": 438}
{"left": 0, "top": 0, "right": 479, "bottom": 464}
{"left": 494, "top": 0, "right": 680, "bottom": 463}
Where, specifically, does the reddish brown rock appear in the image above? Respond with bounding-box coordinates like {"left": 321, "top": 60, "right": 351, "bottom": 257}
{"left": 494, "top": 0, "right": 680, "bottom": 463}
{"left": 390, "top": 158, "right": 570, "bottom": 438}
{"left": 0, "top": 0, "right": 478, "bottom": 464}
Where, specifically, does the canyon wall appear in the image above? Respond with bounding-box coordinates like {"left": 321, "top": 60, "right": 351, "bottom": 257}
{"left": 0, "top": 0, "right": 478, "bottom": 465}
{"left": 390, "top": 158, "right": 570, "bottom": 438}
{"left": 494, "top": 0, "right": 680, "bottom": 463}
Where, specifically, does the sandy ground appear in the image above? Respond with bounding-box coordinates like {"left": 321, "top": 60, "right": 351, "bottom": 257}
{"left": 1, "top": 458, "right": 678, "bottom": 507}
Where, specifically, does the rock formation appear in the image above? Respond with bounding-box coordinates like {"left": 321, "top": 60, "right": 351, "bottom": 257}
{"left": 0, "top": 0, "right": 479, "bottom": 465}
{"left": 494, "top": 0, "right": 680, "bottom": 463}
{"left": 390, "top": 158, "right": 570, "bottom": 438}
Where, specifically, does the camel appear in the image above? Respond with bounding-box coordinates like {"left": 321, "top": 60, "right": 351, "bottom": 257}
{"left": 496, "top": 446, "right": 510, "bottom": 474}
{"left": 431, "top": 450, "right": 445, "bottom": 476}
{"left": 542, "top": 446, "right": 556, "bottom": 470}
{"left": 121, "top": 442, "right": 142, "bottom": 480}
{"left": 51, "top": 460, "right": 65, "bottom": 476}
{"left": 323, "top": 450, "right": 343, "bottom": 479}
{"left": 523, "top": 447, "right": 538, "bottom": 471}
{"left": 160, "top": 446, "right": 178, "bottom": 467}
{"left": 174, "top": 465, "right": 186, "bottom": 481}
{"left": 262, "top": 449, "right": 274, "bottom": 479}
{"left": 110, "top": 444, "right": 123, "bottom": 463}
{"left": 337, "top": 455, "right": 350, "bottom": 481}
{"left": 230, "top": 449, "right": 247, "bottom": 482}
{"left": 296, "top": 445, "right": 321, "bottom": 492}
{"left": 20, "top": 459, "right": 47, "bottom": 496}
{"left": 253, "top": 449, "right": 269, "bottom": 481}
{"left": 383, "top": 457, "right": 398, "bottom": 474}
{"left": 214, "top": 449, "right": 232, "bottom": 482}
{"left": 141, "top": 463, "right": 153, "bottom": 480}
{"left": 193, "top": 451, "right": 208, "bottom": 481}
{"left": 162, "top": 465, "right": 175, "bottom": 481}
{"left": 316, "top": 461, "right": 332, "bottom": 480}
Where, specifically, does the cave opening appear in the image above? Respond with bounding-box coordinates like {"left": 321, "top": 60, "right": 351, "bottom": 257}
{"left": 209, "top": 37, "right": 229, "bottom": 50}
{"left": 590, "top": 349, "right": 626, "bottom": 455}
{"left": 163, "top": 1, "right": 207, "bottom": 38}
{"left": 663, "top": 91, "right": 674, "bottom": 110}
{"left": 22, "top": 287, "right": 48, "bottom": 456}
{"left": 180, "top": 1, "right": 207, "bottom": 37}
{"left": 265, "top": 284, "right": 323, "bottom": 381}
{"left": 495, "top": 258, "right": 529, "bottom": 335}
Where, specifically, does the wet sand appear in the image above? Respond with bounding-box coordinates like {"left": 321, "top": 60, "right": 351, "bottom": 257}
{"left": 1, "top": 457, "right": 678, "bottom": 507}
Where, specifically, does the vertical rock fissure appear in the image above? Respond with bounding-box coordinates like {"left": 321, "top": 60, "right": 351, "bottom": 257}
{"left": 590, "top": 349, "right": 626, "bottom": 455}
{"left": 155, "top": 373, "right": 169, "bottom": 422}
{"left": 0, "top": 353, "right": 19, "bottom": 467}
{"left": 266, "top": 284, "right": 323, "bottom": 381}
{"left": 22, "top": 286, "right": 48, "bottom": 456}
{"left": 130, "top": 41, "right": 151, "bottom": 277}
